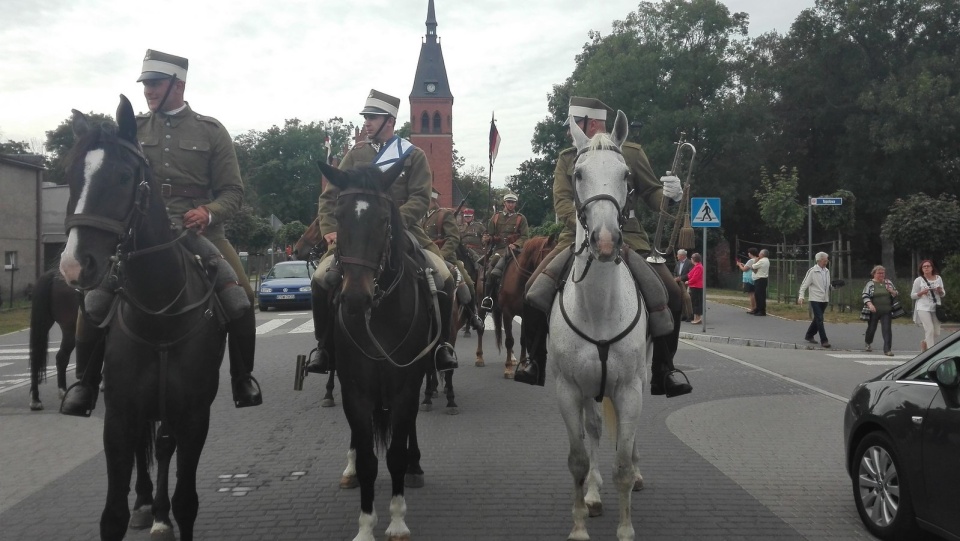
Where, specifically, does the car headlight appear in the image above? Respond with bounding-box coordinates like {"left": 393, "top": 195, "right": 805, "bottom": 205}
{"left": 299, "top": 286, "right": 312, "bottom": 292}
{"left": 260, "top": 287, "right": 271, "bottom": 293}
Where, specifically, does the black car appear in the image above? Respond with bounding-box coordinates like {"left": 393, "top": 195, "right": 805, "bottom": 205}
{"left": 844, "top": 334, "right": 960, "bottom": 541}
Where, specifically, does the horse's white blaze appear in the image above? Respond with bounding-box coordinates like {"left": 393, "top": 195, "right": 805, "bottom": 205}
{"left": 353, "top": 510, "right": 377, "bottom": 541}
{"left": 384, "top": 495, "right": 410, "bottom": 538}
{"left": 60, "top": 149, "right": 105, "bottom": 284}
{"left": 354, "top": 199, "right": 370, "bottom": 218}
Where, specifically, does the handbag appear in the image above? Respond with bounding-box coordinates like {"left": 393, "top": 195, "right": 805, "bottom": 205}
{"left": 890, "top": 297, "right": 906, "bottom": 319}
{"left": 922, "top": 276, "right": 947, "bottom": 322}
{"left": 860, "top": 303, "right": 872, "bottom": 321}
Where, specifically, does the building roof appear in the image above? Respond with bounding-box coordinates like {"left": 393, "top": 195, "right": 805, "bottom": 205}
{"left": 0, "top": 153, "right": 46, "bottom": 170}
{"left": 410, "top": 0, "right": 453, "bottom": 100}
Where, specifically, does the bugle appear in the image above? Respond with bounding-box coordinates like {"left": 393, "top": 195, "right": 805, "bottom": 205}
{"left": 648, "top": 134, "right": 696, "bottom": 264}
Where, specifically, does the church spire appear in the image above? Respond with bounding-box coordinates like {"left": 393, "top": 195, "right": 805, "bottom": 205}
{"left": 425, "top": 0, "right": 438, "bottom": 43}
{"left": 410, "top": 0, "right": 451, "bottom": 99}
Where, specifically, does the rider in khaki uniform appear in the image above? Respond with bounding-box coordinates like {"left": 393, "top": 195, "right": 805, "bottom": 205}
{"left": 479, "top": 193, "right": 529, "bottom": 310}
{"left": 516, "top": 96, "right": 692, "bottom": 397}
{"left": 458, "top": 208, "right": 486, "bottom": 259}
{"left": 421, "top": 189, "right": 483, "bottom": 332}
{"left": 61, "top": 49, "right": 262, "bottom": 415}
{"left": 306, "top": 89, "right": 458, "bottom": 374}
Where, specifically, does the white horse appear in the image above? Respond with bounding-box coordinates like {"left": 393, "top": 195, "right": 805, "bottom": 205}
{"left": 549, "top": 110, "right": 649, "bottom": 541}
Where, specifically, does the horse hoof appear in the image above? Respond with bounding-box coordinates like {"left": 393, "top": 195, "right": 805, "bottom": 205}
{"left": 504, "top": 368, "right": 514, "bottom": 379}
{"left": 128, "top": 506, "right": 153, "bottom": 530}
{"left": 29, "top": 400, "right": 43, "bottom": 411}
{"left": 340, "top": 475, "right": 359, "bottom": 489}
{"left": 320, "top": 398, "right": 336, "bottom": 408}
{"left": 150, "top": 521, "right": 175, "bottom": 541}
{"left": 475, "top": 359, "right": 485, "bottom": 367}
{"left": 419, "top": 403, "right": 433, "bottom": 412}
{"left": 587, "top": 501, "right": 603, "bottom": 517}
{"left": 405, "top": 473, "right": 424, "bottom": 488}
{"left": 445, "top": 407, "right": 459, "bottom": 416}
{"left": 633, "top": 475, "right": 644, "bottom": 491}
{"left": 387, "top": 535, "right": 411, "bottom": 541}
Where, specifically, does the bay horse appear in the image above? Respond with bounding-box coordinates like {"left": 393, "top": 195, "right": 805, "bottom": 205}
{"left": 59, "top": 96, "right": 228, "bottom": 541}
{"left": 491, "top": 235, "right": 556, "bottom": 378}
{"left": 550, "top": 111, "right": 647, "bottom": 541}
{"left": 28, "top": 267, "right": 81, "bottom": 411}
{"left": 316, "top": 159, "right": 447, "bottom": 540}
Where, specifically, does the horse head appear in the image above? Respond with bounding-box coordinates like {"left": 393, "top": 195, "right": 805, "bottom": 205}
{"left": 60, "top": 95, "right": 165, "bottom": 289}
{"left": 568, "top": 110, "right": 630, "bottom": 262}
{"left": 317, "top": 159, "right": 405, "bottom": 316}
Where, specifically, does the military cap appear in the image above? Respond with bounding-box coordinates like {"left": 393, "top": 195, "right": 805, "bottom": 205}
{"left": 359, "top": 89, "right": 400, "bottom": 117}
{"left": 503, "top": 193, "right": 518, "bottom": 202}
{"left": 563, "top": 96, "right": 614, "bottom": 126}
{"left": 463, "top": 208, "right": 474, "bottom": 217}
{"left": 137, "top": 49, "right": 189, "bottom": 82}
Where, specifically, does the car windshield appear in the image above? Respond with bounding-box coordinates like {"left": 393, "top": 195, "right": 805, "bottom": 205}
{"left": 903, "top": 337, "right": 960, "bottom": 381}
{"left": 267, "top": 264, "right": 310, "bottom": 280}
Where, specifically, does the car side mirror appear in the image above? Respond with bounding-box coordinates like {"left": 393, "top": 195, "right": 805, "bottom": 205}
{"left": 928, "top": 357, "right": 960, "bottom": 389}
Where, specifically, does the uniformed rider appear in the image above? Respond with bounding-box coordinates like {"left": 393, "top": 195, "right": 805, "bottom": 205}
{"left": 61, "top": 49, "right": 263, "bottom": 415}
{"left": 305, "top": 89, "right": 459, "bottom": 374}
{"left": 458, "top": 208, "right": 486, "bottom": 259}
{"left": 479, "top": 193, "right": 529, "bottom": 310}
{"left": 516, "top": 96, "right": 693, "bottom": 397}
{"left": 421, "top": 189, "right": 484, "bottom": 332}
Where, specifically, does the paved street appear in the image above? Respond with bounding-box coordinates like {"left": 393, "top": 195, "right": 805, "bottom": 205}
{"left": 1, "top": 300, "right": 953, "bottom": 540}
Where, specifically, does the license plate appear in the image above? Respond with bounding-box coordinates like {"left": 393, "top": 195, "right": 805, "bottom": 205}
{"left": 276, "top": 294, "right": 295, "bottom": 300}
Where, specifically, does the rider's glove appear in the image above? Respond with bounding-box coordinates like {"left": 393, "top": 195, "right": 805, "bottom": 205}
{"left": 660, "top": 175, "right": 683, "bottom": 202}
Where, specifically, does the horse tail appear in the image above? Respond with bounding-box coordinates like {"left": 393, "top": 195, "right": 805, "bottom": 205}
{"left": 601, "top": 397, "right": 618, "bottom": 443}
{"left": 371, "top": 403, "right": 391, "bottom": 454}
{"left": 493, "top": 307, "right": 503, "bottom": 353}
{"left": 29, "top": 269, "right": 57, "bottom": 383}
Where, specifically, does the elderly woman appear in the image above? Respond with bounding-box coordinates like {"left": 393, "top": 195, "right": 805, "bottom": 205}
{"left": 862, "top": 265, "right": 900, "bottom": 356}
{"left": 911, "top": 259, "right": 946, "bottom": 351}
{"left": 686, "top": 253, "right": 704, "bottom": 324}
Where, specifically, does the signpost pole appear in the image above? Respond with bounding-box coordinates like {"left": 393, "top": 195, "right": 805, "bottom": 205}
{"left": 702, "top": 228, "right": 707, "bottom": 333}
{"left": 808, "top": 196, "right": 813, "bottom": 269}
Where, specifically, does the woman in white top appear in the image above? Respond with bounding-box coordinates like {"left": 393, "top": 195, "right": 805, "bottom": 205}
{"left": 910, "top": 259, "right": 946, "bottom": 351}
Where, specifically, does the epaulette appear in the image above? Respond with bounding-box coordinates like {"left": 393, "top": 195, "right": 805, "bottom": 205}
{"left": 559, "top": 147, "right": 577, "bottom": 157}
{"left": 135, "top": 112, "right": 151, "bottom": 119}
{"left": 194, "top": 113, "right": 223, "bottom": 127}
{"left": 351, "top": 141, "right": 369, "bottom": 150}
{"left": 622, "top": 141, "right": 644, "bottom": 151}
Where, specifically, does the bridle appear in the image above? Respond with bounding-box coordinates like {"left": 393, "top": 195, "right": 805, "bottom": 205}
{"left": 570, "top": 145, "right": 628, "bottom": 282}
{"left": 334, "top": 188, "right": 398, "bottom": 305}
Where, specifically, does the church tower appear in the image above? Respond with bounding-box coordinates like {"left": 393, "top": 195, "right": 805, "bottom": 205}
{"left": 409, "top": 0, "right": 454, "bottom": 208}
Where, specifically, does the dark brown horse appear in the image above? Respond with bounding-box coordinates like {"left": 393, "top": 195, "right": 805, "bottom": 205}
{"left": 491, "top": 235, "right": 557, "bottom": 378}
{"left": 29, "top": 267, "right": 81, "bottom": 411}
{"left": 291, "top": 216, "right": 326, "bottom": 263}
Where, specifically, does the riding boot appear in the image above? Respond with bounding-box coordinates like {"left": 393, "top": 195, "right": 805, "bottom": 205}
{"left": 515, "top": 304, "right": 548, "bottom": 386}
{"left": 306, "top": 282, "right": 334, "bottom": 374}
{"left": 463, "top": 300, "right": 485, "bottom": 332}
{"left": 226, "top": 307, "right": 263, "bottom": 408}
{"left": 649, "top": 330, "right": 692, "bottom": 398}
{"left": 60, "top": 318, "right": 106, "bottom": 417}
{"left": 434, "top": 278, "right": 459, "bottom": 372}
{"left": 480, "top": 275, "right": 499, "bottom": 311}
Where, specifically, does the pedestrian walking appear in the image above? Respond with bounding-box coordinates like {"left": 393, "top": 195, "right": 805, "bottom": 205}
{"left": 910, "top": 259, "right": 946, "bottom": 352}
{"left": 748, "top": 249, "right": 770, "bottom": 316}
{"left": 798, "top": 252, "right": 832, "bottom": 348}
{"left": 862, "top": 265, "right": 901, "bottom": 356}
{"left": 686, "top": 253, "right": 704, "bottom": 324}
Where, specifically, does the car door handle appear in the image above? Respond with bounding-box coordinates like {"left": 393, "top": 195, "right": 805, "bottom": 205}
{"left": 912, "top": 415, "right": 923, "bottom": 425}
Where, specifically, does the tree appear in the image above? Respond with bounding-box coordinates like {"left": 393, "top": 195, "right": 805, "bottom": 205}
{"left": 880, "top": 193, "right": 960, "bottom": 269}
{"left": 813, "top": 189, "right": 856, "bottom": 234}
{"left": 0, "top": 140, "right": 32, "bottom": 155}
{"left": 224, "top": 206, "right": 275, "bottom": 253}
{"left": 506, "top": 158, "right": 554, "bottom": 227}
{"left": 275, "top": 220, "right": 307, "bottom": 249}
{"left": 44, "top": 112, "right": 114, "bottom": 184}
{"left": 754, "top": 166, "right": 805, "bottom": 244}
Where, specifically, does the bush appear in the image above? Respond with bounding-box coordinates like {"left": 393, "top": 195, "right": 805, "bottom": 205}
{"left": 530, "top": 221, "right": 564, "bottom": 238}
{"left": 940, "top": 254, "right": 960, "bottom": 322}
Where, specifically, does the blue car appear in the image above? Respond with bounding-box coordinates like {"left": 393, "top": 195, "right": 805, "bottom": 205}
{"left": 257, "top": 260, "right": 315, "bottom": 311}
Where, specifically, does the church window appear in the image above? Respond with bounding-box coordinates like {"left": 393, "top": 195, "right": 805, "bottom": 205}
{"left": 433, "top": 112, "right": 442, "bottom": 133}
{"left": 420, "top": 112, "right": 430, "bottom": 133}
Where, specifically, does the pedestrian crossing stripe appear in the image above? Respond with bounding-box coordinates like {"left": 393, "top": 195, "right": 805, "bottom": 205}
{"left": 690, "top": 197, "right": 721, "bottom": 227}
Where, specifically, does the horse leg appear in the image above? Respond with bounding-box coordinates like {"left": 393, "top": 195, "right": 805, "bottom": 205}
{"left": 583, "top": 401, "right": 604, "bottom": 517}
{"left": 556, "top": 378, "right": 591, "bottom": 541}
{"left": 474, "top": 326, "right": 485, "bottom": 367}
{"left": 170, "top": 413, "right": 210, "bottom": 541}
{"left": 28, "top": 364, "right": 42, "bottom": 411}
{"left": 55, "top": 324, "right": 76, "bottom": 399}
{"left": 129, "top": 423, "right": 155, "bottom": 531}
{"left": 404, "top": 421, "right": 424, "bottom": 488}
{"left": 321, "top": 367, "right": 336, "bottom": 407}
{"left": 612, "top": 384, "right": 643, "bottom": 541}
{"left": 28, "top": 318, "right": 55, "bottom": 411}
{"left": 443, "top": 370, "right": 459, "bottom": 415}
{"left": 385, "top": 408, "right": 415, "bottom": 541}
{"left": 352, "top": 431, "right": 379, "bottom": 541}
{"left": 100, "top": 410, "right": 138, "bottom": 541}
{"left": 151, "top": 422, "right": 177, "bottom": 540}
{"left": 420, "top": 370, "right": 435, "bottom": 412}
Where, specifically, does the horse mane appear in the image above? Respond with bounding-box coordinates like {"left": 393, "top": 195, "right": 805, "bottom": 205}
{"left": 516, "top": 236, "right": 551, "bottom": 267}
{"left": 577, "top": 132, "right": 620, "bottom": 166}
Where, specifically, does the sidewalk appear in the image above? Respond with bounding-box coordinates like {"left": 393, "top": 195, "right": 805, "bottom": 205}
{"left": 682, "top": 299, "right": 960, "bottom": 355}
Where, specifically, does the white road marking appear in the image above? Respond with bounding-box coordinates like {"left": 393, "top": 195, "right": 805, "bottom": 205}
{"left": 0, "top": 348, "right": 32, "bottom": 354}
{"left": 854, "top": 360, "right": 904, "bottom": 366}
{"left": 289, "top": 320, "right": 314, "bottom": 334}
{"left": 826, "top": 353, "right": 914, "bottom": 359}
{"left": 0, "top": 362, "right": 13, "bottom": 368}
{"left": 255, "top": 319, "right": 291, "bottom": 335}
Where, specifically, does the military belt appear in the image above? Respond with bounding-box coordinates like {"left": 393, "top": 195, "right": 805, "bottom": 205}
{"left": 161, "top": 184, "right": 209, "bottom": 199}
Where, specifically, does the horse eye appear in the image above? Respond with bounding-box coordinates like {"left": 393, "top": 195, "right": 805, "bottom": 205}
{"left": 574, "top": 170, "right": 583, "bottom": 181}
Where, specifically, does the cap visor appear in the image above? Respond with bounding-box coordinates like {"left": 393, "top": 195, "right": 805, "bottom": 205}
{"left": 359, "top": 107, "right": 391, "bottom": 116}
{"left": 137, "top": 71, "right": 172, "bottom": 82}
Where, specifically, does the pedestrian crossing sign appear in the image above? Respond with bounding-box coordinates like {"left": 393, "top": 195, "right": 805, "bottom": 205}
{"left": 691, "top": 197, "right": 721, "bottom": 228}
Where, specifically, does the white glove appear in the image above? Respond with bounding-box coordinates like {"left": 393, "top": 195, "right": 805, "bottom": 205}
{"left": 660, "top": 174, "right": 683, "bottom": 202}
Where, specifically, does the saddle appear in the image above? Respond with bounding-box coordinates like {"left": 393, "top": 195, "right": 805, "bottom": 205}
{"left": 525, "top": 245, "right": 674, "bottom": 338}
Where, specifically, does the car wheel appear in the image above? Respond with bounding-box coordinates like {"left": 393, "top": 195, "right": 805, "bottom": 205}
{"left": 852, "top": 431, "right": 920, "bottom": 540}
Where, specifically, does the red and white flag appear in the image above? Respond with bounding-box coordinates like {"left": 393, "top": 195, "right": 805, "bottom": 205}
{"left": 489, "top": 113, "right": 501, "bottom": 167}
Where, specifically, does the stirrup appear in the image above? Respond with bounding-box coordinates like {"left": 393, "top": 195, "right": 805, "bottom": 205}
{"left": 434, "top": 342, "right": 458, "bottom": 372}
{"left": 480, "top": 296, "right": 494, "bottom": 311}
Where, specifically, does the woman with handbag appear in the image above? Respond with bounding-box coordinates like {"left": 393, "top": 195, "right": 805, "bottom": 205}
{"left": 862, "top": 265, "right": 901, "bottom": 356}
{"left": 686, "top": 253, "right": 704, "bottom": 325}
{"left": 910, "top": 259, "right": 946, "bottom": 351}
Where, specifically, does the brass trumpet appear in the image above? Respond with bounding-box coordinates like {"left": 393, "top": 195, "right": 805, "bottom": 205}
{"left": 648, "top": 134, "right": 696, "bottom": 264}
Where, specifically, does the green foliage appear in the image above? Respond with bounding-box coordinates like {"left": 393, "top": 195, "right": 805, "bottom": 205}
{"left": 880, "top": 193, "right": 960, "bottom": 258}
{"left": 224, "top": 205, "right": 274, "bottom": 252}
{"left": 44, "top": 111, "right": 114, "bottom": 185}
{"left": 506, "top": 158, "right": 555, "bottom": 226}
{"left": 940, "top": 253, "right": 960, "bottom": 322}
{"left": 530, "top": 221, "right": 564, "bottom": 238}
{"left": 0, "top": 140, "right": 32, "bottom": 154}
{"left": 754, "top": 166, "right": 805, "bottom": 242}
{"left": 275, "top": 220, "right": 307, "bottom": 247}
{"left": 813, "top": 189, "right": 856, "bottom": 232}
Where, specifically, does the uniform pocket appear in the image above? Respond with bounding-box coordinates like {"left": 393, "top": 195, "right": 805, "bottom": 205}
{"left": 179, "top": 140, "right": 210, "bottom": 152}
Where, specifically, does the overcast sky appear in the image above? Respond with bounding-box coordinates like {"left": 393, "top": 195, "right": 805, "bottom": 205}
{"left": 0, "top": 0, "right": 814, "bottom": 187}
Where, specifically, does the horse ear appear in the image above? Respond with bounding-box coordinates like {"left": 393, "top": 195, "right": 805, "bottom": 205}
{"left": 71, "top": 109, "right": 90, "bottom": 139}
{"left": 380, "top": 159, "right": 405, "bottom": 191}
{"left": 116, "top": 95, "right": 138, "bottom": 144}
{"left": 611, "top": 110, "right": 629, "bottom": 148}
{"left": 317, "top": 161, "right": 349, "bottom": 190}
{"left": 568, "top": 115, "right": 590, "bottom": 152}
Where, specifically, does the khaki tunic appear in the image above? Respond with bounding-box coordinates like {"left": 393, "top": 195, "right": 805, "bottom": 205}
{"left": 421, "top": 208, "right": 460, "bottom": 263}
{"left": 136, "top": 103, "right": 244, "bottom": 244}
{"left": 554, "top": 142, "right": 663, "bottom": 252}
{"left": 459, "top": 221, "right": 486, "bottom": 253}
{"left": 485, "top": 211, "right": 529, "bottom": 255}
{"left": 317, "top": 140, "right": 436, "bottom": 254}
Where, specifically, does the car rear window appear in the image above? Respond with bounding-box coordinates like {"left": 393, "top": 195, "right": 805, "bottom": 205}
{"left": 268, "top": 264, "right": 310, "bottom": 280}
